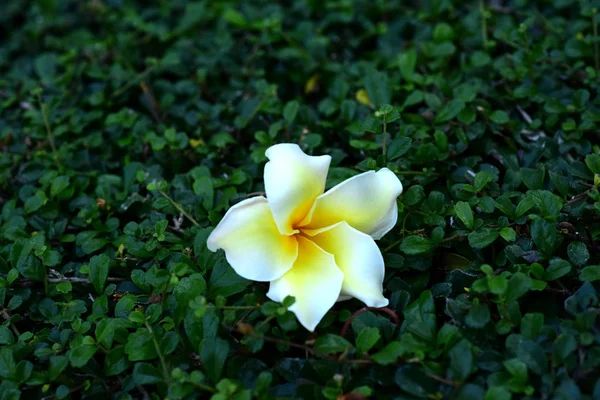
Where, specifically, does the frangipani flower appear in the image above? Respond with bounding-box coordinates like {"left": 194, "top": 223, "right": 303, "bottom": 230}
{"left": 207, "top": 144, "right": 403, "bottom": 331}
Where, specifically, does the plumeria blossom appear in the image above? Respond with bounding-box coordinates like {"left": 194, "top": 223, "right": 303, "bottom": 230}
{"left": 207, "top": 144, "right": 403, "bottom": 331}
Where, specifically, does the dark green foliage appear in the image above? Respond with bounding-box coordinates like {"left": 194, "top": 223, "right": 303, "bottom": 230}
{"left": 2, "top": 0, "right": 600, "bottom": 399}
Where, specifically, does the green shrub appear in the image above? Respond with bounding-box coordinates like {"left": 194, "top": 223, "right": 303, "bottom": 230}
{"left": 1, "top": 0, "right": 600, "bottom": 399}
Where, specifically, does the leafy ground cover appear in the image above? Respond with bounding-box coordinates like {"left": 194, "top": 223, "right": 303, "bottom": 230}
{"left": 2, "top": 0, "right": 600, "bottom": 399}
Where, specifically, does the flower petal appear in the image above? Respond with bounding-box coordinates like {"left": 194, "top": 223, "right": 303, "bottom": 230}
{"left": 264, "top": 144, "right": 331, "bottom": 235}
{"left": 207, "top": 196, "right": 298, "bottom": 282}
{"left": 267, "top": 236, "right": 343, "bottom": 331}
{"left": 305, "top": 222, "right": 388, "bottom": 307}
{"left": 300, "top": 168, "right": 403, "bottom": 239}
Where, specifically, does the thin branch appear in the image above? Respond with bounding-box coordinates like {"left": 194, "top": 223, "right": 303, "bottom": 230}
{"left": 158, "top": 190, "right": 200, "bottom": 227}
{"left": 0, "top": 306, "right": 20, "bottom": 337}
{"left": 340, "top": 307, "right": 400, "bottom": 337}
{"left": 145, "top": 321, "right": 171, "bottom": 384}
{"left": 442, "top": 233, "right": 468, "bottom": 243}
{"left": 37, "top": 94, "right": 61, "bottom": 171}
{"left": 47, "top": 269, "right": 125, "bottom": 284}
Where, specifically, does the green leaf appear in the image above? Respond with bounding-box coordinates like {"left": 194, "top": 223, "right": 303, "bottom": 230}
{"left": 454, "top": 201, "right": 474, "bottom": 229}
{"left": 88, "top": 254, "right": 110, "bottom": 294}
{"left": 449, "top": 339, "right": 474, "bottom": 380}
{"left": 133, "top": 362, "right": 163, "bottom": 385}
{"left": 35, "top": 53, "right": 58, "bottom": 83}
{"left": 465, "top": 302, "right": 490, "bottom": 328}
{"left": 474, "top": 171, "right": 493, "bottom": 192}
{"left": 387, "top": 137, "right": 412, "bottom": 160}
{"left": 208, "top": 259, "right": 250, "bottom": 299}
{"left": 530, "top": 219, "right": 557, "bottom": 257}
{"left": 468, "top": 229, "right": 499, "bottom": 249}
{"left": 371, "top": 342, "right": 403, "bottom": 365}
{"left": 394, "top": 365, "right": 437, "bottom": 398}
{"left": 363, "top": 67, "right": 390, "bottom": 107}
{"left": 488, "top": 275, "right": 508, "bottom": 295}
{"left": 95, "top": 318, "right": 115, "bottom": 349}
{"left": 585, "top": 154, "right": 600, "bottom": 174}
{"left": 520, "top": 167, "right": 545, "bottom": 190}
{"left": 0, "top": 326, "right": 14, "bottom": 346}
{"left": 193, "top": 176, "right": 214, "bottom": 210}
{"left": 567, "top": 242, "right": 589, "bottom": 266}
{"left": 200, "top": 337, "right": 229, "bottom": 383}
{"left": 104, "top": 347, "right": 131, "bottom": 377}
{"left": 505, "top": 273, "right": 532, "bottom": 303}
{"left": 580, "top": 265, "right": 600, "bottom": 281}
{"left": 434, "top": 100, "right": 465, "bottom": 123}
{"left": 283, "top": 100, "right": 300, "bottom": 125}
{"left": 515, "top": 196, "right": 535, "bottom": 218}
{"left": 125, "top": 331, "right": 157, "bottom": 361}
{"left": 69, "top": 341, "right": 98, "bottom": 368}
{"left": 485, "top": 386, "right": 512, "bottom": 400}
{"left": 314, "top": 334, "right": 354, "bottom": 354}
{"left": 48, "top": 356, "right": 68, "bottom": 381}
{"left": 545, "top": 258, "right": 571, "bottom": 281}
{"left": 398, "top": 49, "right": 417, "bottom": 80}
{"left": 50, "top": 176, "right": 70, "bottom": 198}
{"left": 24, "top": 190, "right": 47, "bottom": 214}
{"left": 490, "top": 110, "right": 510, "bottom": 124}
{"left": 356, "top": 327, "right": 381, "bottom": 353}
{"left": 521, "top": 313, "right": 544, "bottom": 340}
{"left": 500, "top": 227, "right": 516, "bottom": 242}
{"left": 553, "top": 334, "right": 577, "bottom": 363}
{"left": 400, "top": 236, "right": 435, "bottom": 255}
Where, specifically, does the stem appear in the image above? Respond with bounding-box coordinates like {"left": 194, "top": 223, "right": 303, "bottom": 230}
{"left": 256, "top": 315, "right": 275, "bottom": 331}
{"left": 593, "top": 10, "right": 599, "bottom": 71}
{"left": 340, "top": 307, "right": 401, "bottom": 337}
{"left": 145, "top": 321, "right": 171, "bottom": 384}
{"left": 0, "top": 306, "right": 20, "bottom": 337}
{"left": 158, "top": 190, "right": 200, "bottom": 227}
{"left": 46, "top": 270, "right": 125, "bottom": 284}
{"left": 480, "top": 0, "right": 488, "bottom": 49}
{"left": 37, "top": 94, "right": 61, "bottom": 171}
{"left": 441, "top": 233, "right": 468, "bottom": 243}
{"left": 394, "top": 170, "right": 440, "bottom": 176}
{"left": 112, "top": 64, "right": 160, "bottom": 97}
{"left": 382, "top": 114, "right": 387, "bottom": 164}
{"left": 189, "top": 382, "right": 217, "bottom": 393}
{"left": 207, "top": 305, "right": 259, "bottom": 310}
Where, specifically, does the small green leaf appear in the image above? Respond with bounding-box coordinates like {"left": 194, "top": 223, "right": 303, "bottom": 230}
{"left": 468, "top": 229, "right": 499, "bottom": 249}
{"left": 545, "top": 258, "right": 571, "bottom": 281}
{"left": 465, "top": 302, "right": 490, "bottom": 328}
{"left": 490, "top": 110, "right": 510, "bottom": 124}
{"left": 435, "top": 99, "right": 465, "bottom": 123}
{"left": 400, "top": 236, "right": 435, "bottom": 255}
{"left": 474, "top": 171, "right": 493, "bottom": 192}
{"left": 371, "top": 342, "right": 403, "bottom": 365}
{"left": 283, "top": 100, "right": 300, "bottom": 125}
{"left": 356, "top": 327, "right": 381, "bottom": 353}
{"left": 580, "top": 265, "right": 600, "bottom": 281}
{"left": 200, "top": 337, "right": 229, "bottom": 383}
{"left": 585, "top": 154, "right": 600, "bottom": 174}
{"left": 530, "top": 219, "right": 557, "bottom": 257}
{"left": 454, "top": 201, "right": 474, "bottom": 229}
{"left": 500, "top": 227, "right": 516, "bottom": 242}
{"left": 314, "top": 334, "right": 353, "bottom": 354}
{"left": 567, "top": 242, "right": 589, "bottom": 266}
{"left": 88, "top": 254, "right": 110, "bottom": 294}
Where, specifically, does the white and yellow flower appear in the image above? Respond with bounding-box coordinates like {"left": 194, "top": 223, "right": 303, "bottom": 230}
{"left": 207, "top": 143, "right": 403, "bottom": 331}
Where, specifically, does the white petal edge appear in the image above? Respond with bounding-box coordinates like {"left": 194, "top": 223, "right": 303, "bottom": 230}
{"left": 264, "top": 143, "right": 331, "bottom": 235}
{"left": 305, "top": 221, "right": 388, "bottom": 308}
{"left": 267, "top": 236, "right": 343, "bottom": 331}
{"left": 207, "top": 196, "right": 298, "bottom": 282}
{"left": 300, "top": 168, "right": 403, "bottom": 240}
